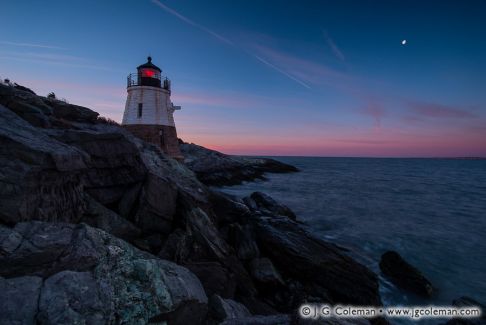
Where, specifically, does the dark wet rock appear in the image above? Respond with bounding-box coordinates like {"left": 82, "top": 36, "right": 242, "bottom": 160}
{"left": 0, "top": 275, "right": 43, "bottom": 325}
{"left": 208, "top": 294, "right": 251, "bottom": 323}
{"left": 0, "top": 221, "right": 208, "bottom": 324}
{"left": 180, "top": 141, "right": 298, "bottom": 186}
{"left": 133, "top": 172, "right": 178, "bottom": 235}
{"left": 452, "top": 296, "right": 485, "bottom": 309}
{"left": 442, "top": 296, "right": 486, "bottom": 325}
{"left": 247, "top": 192, "right": 297, "bottom": 221}
{"left": 210, "top": 190, "right": 251, "bottom": 225}
{"left": 184, "top": 261, "right": 237, "bottom": 299}
{"left": 249, "top": 205, "right": 381, "bottom": 306}
{"left": 227, "top": 223, "right": 260, "bottom": 260}
{"left": 379, "top": 250, "right": 434, "bottom": 298}
{"left": 249, "top": 257, "right": 284, "bottom": 286}
{"left": 219, "top": 314, "right": 291, "bottom": 325}
{"left": 81, "top": 195, "right": 141, "bottom": 241}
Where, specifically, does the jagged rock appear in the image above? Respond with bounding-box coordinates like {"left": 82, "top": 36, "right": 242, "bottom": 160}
{"left": 0, "top": 275, "right": 43, "bottom": 325}
{"left": 249, "top": 257, "right": 284, "bottom": 286}
{"left": 210, "top": 190, "right": 251, "bottom": 225}
{"left": 13, "top": 83, "right": 36, "bottom": 95}
{"left": 158, "top": 228, "right": 187, "bottom": 260}
{"left": 180, "top": 141, "right": 298, "bottom": 186}
{"left": 219, "top": 314, "right": 291, "bottom": 325}
{"left": 379, "top": 251, "right": 434, "bottom": 298}
{"left": 0, "top": 104, "right": 87, "bottom": 225}
{"left": 81, "top": 195, "right": 141, "bottom": 241}
{"left": 48, "top": 128, "right": 147, "bottom": 206}
{"left": 134, "top": 172, "right": 178, "bottom": 234}
{"left": 185, "top": 261, "right": 237, "bottom": 299}
{"left": 208, "top": 295, "right": 251, "bottom": 322}
{"left": 43, "top": 97, "right": 99, "bottom": 123}
{"left": 227, "top": 223, "right": 260, "bottom": 260}
{"left": 247, "top": 192, "right": 297, "bottom": 221}
{"left": 249, "top": 205, "right": 381, "bottom": 306}
{"left": 0, "top": 221, "right": 208, "bottom": 324}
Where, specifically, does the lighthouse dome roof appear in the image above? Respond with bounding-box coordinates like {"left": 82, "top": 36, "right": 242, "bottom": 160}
{"left": 137, "top": 56, "right": 161, "bottom": 72}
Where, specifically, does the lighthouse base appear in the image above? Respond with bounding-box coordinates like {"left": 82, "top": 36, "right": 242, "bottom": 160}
{"left": 123, "top": 124, "right": 183, "bottom": 161}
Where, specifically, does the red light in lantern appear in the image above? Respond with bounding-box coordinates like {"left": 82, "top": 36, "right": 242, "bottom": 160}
{"left": 142, "top": 69, "right": 155, "bottom": 77}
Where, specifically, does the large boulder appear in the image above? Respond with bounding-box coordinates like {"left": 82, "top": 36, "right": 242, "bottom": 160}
{"left": 249, "top": 201, "right": 381, "bottom": 306}
{"left": 443, "top": 296, "right": 486, "bottom": 325}
{"left": 379, "top": 251, "right": 434, "bottom": 298}
{"left": 0, "top": 221, "right": 208, "bottom": 324}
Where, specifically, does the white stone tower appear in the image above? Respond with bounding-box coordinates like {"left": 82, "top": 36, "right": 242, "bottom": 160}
{"left": 122, "top": 56, "right": 183, "bottom": 160}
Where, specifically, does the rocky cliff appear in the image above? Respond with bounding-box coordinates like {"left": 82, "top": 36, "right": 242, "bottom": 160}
{"left": 0, "top": 83, "right": 383, "bottom": 325}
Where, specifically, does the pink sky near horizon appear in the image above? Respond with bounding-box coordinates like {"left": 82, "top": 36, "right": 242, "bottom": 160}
{"left": 6, "top": 73, "right": 485, "bottom": 158}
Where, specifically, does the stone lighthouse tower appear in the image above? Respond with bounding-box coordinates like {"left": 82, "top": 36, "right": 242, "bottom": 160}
{"left": 122, "top": 56, "right": 183, "bottom": 160}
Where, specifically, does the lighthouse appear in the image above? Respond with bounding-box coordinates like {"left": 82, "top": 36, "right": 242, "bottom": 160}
{"left": 122, "top": 56, "right": 183, "bottom": 160}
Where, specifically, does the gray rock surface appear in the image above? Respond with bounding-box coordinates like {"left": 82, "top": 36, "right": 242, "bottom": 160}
{"left": 0, "top": 221, "right": 208, "bottom": 324}
{"left": 0, "top": 275, "right": 43, "bottom": 325}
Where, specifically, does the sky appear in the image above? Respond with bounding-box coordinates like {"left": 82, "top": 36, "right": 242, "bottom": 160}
{"left": 1, "top": 0, "right": 486, "bottom": 157}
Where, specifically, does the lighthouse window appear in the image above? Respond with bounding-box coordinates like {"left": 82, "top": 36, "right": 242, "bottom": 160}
{"left": 137, "top": 103, "right": 143, "bottom": 117}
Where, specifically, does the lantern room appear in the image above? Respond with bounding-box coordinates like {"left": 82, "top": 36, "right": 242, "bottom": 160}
{"left": 127, "top": 56, "right": 171, "bottom": 91}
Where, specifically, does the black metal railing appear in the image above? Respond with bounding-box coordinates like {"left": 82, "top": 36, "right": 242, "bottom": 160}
{"left": 127, "top": 73, "right": 171, "bottom": 91}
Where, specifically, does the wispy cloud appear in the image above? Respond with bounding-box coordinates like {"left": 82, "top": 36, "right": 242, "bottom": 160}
{"left": 0, "top": 41, "right": 66, "bottom": 50}
{"left": 252, "top": 55, "right": 311, "bottom": 89}
{"left": 150, "top": 0, "right": 312, "bottom": 89}
{"left": 322, "top": 30, "right": 345, "bottom": 62}
{"left": 362, "top": 101, "right": 386, "bottom": 128}
{"left": 251, "top": 43, "right": 352, "bottom": 89}
{"left": 150, "top": 0, "right": 233, "bottom": 46}
{"left": 0, "top": 51, "right": 122, "bottom": 72}
{"left": 408, "top": 101, "right": 476, "bottom": 119}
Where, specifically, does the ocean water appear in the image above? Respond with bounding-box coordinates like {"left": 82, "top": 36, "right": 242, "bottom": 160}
{"left": 219, "top": 157, "right": 486, "bottom": 321}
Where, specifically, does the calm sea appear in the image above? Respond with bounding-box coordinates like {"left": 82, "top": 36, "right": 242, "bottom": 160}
{"left": 219, "top": 157, "right": 486, "bottom": 322}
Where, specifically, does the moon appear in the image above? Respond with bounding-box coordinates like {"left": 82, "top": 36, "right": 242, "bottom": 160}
{"left": 401, "top": 39, "right": 407, "bottom": 45}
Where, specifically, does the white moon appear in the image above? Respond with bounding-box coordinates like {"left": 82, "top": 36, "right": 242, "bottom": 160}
{"left": 402, "top": 39, "right": 407, "bottom": 45}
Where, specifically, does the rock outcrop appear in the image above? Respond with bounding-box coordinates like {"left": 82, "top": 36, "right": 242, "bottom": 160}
{"left": 379, "top": 250, "right": 434, "bottom": 298}
{"left": 0, "top": 83, "right": 383, "bottom": 324}
{"left": 180, "top": 141, "right": 298, "bottom": 186}
{"left": 0, "top": 222, "right": 208, "bottom": 324}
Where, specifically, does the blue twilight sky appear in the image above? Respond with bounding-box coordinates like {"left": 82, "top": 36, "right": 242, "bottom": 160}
{"left": 1, "top": 0, "right": 486, "bottom": 156}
